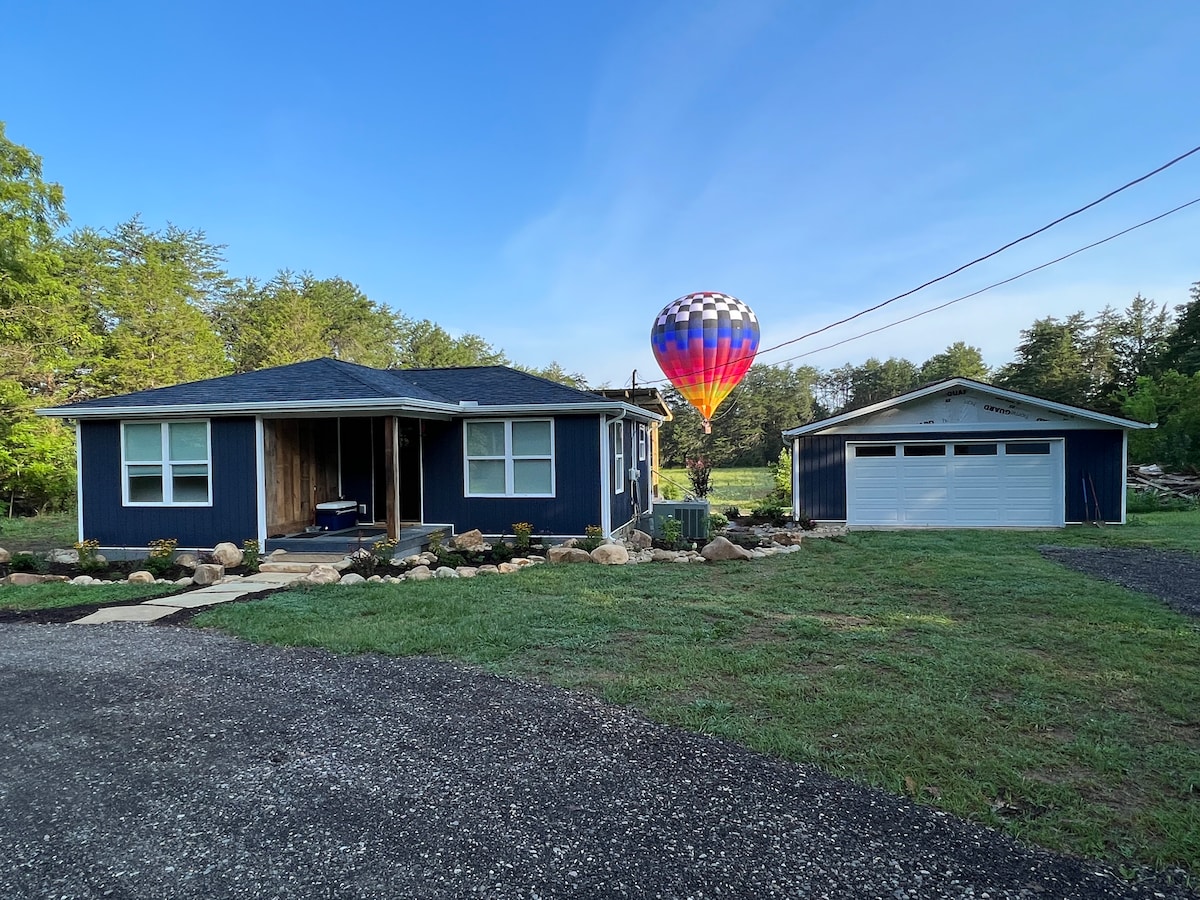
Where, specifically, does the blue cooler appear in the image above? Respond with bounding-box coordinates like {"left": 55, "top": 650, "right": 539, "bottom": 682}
{"left": 315, "top": 500, "right": 358, "bottom": 531}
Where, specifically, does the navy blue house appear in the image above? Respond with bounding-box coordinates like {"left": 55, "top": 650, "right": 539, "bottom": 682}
{"left": 784, "top": 378, "right": 1154, "bottom": 528}
{"left": 39, "top": 359, "right": 663, "bottom": 553}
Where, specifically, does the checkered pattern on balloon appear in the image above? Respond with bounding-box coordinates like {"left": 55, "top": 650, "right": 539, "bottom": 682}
{"left": 650, "top": 292, "right": 760, "bottom": 433}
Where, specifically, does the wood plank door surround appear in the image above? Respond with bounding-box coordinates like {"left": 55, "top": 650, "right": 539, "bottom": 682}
{"left": 264, "top": 418, "right": 339, "bottom": 536}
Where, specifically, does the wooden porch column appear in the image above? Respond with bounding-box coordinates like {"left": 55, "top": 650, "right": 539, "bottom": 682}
{"left": 384, "top": 416, "right": 398, "bottom": 539}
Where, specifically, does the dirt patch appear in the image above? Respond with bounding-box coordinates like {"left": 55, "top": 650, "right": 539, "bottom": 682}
{"left": 1039, "top": 547, "right": 1200, "bottom": 618}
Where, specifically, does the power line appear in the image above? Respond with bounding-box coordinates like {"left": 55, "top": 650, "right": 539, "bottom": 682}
{"left": 642, "top": 142, "right": 1200, "bottom": 388}
{"left": 757, "top": 195, "right": 1200, "bottom": 369}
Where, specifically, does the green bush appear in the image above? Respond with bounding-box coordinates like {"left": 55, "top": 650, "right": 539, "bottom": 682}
{"left": 660, "top": 481, "right": 681, "bottom": 501}
{"left": 751, "top": 502, "right": 788, "bottom": 526}
{"left": 9, "top": 551, "right": 46, "bottom": 573}
{"left": 708, "top": 512, "right": 728, "bottom": 536}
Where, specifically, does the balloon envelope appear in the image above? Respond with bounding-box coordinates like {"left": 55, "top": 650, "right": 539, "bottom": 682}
{"left": 650, "top": 292, "right": 759, "bottom": 428}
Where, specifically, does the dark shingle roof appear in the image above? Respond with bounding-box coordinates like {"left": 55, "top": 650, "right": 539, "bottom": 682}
{"left": 44, "top": 358, "right": 607, "bottom": 413}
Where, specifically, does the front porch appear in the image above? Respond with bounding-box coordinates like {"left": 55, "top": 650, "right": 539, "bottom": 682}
{"left": 264, "top": 523, "right": 445, "bottom": 557}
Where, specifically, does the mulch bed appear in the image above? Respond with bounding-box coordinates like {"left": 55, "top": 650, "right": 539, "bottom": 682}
{"left": 1039, "top": 547, "right": 1200, "bottom": 618}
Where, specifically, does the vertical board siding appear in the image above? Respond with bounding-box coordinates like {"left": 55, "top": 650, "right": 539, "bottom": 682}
{"left": 338, "top": 417, "right": 375, "bottom": 522}
{"left": 81, "top": 418, "right": 258, "bottom": 548}
{"left": 797, "top": 428, "right": 1127, "bottom": 523}
{"left": 609, "top": 419, "right": 641, "bottom": 531}
{"left": 422, "top": 415, "right": 602, "bottom": 536}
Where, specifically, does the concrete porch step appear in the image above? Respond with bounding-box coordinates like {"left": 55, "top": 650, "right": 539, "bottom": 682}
{"left": 259, "top": 552, "right": 348, "bottom": 575}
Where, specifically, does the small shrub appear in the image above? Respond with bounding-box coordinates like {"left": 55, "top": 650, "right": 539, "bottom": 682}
{"left": 144, "top": 538, "right": 178, "bottom": 577}
{"left": 771, "top": 449, "right": 793, "bottom": 505}
{"left": 660, "top": 481, "right": 682, "bottom": 501}
{"left": 723, "top": 505, "right": 741, "bottom": 519}
{"left": 660, "top": 516, "right": 684, "bottom": 547}
{"left": 577, "top": 524, "right": 605, "bottom": 553}
{"left": 512, "top": 521, "right": 533, "bottom": 550}
{"left": 74, "top": 539, "right": 105, "bottom": 572}
{"left": 242, "top": 539, "right": 261, "bottom": 571}
{"left": 371, "top": 537, "right": 398, "bottom": 566}
{"left": 708, "top": 511, "right": 728, "bottom": 536}
{"left": 9, "top": 551, "right": 46, "bottom": 573}
{"left": 685, "top": 457, "right": 712, "bottom": 499}
{"left": 427, "top": 530, "right": 445, "bottom": 554}
{"left": 751, "top": 502, "right": 788, "bottom": 527}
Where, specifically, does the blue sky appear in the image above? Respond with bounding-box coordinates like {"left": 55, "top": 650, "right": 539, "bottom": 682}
{"left": 4, "top": 1, "right": 1199, "bottom": 387}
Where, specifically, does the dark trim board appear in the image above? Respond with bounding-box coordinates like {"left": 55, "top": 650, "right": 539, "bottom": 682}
{"left": 794, "top": 429, "right": 1125, "bottom": 524}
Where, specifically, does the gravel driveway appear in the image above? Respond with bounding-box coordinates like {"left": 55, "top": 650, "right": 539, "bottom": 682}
{"left": 1039, "top": 547, "right": 1200, "bottom": 618}
{"left": 0, "top": 625, "right": 1193, "bottom": 900}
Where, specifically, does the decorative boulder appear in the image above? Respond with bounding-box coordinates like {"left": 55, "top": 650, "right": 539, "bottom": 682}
{"left": 127, "top": 570, "right": 156, "bottom": 584}
{"left": 434, "top": 566, "right": 460, "bottom": 578}
{"left": 497, "top": 562, "right": 520, "bottom": 574}
{"left": 591, "top": 543, "right": 630, "bottom": 565}
{"left": 69, "top": 575, "right": 95, "bottom": 586}
{"left": 407, "top": 565, "right": 433, "bottom": 581}
{"left": 476, "top": 565, "right": 500, "bottom": 576}
{"left": 0, "top": 547, "right": 10, "bottom": 564}
{"left": 771, "top": 531, "right": 803, "bottom": 547}
{"left": 175, "top": 553, "right": 200, "bottom": 570}
{"left": 548, "top": 547, "right": 592, "bottom": 564}
{"left": 627, "top": 529, "right": 653, "bottom": 551}
{"left": 191, "top": 564, "right": 226, "bottom": 585}
{"left": 452, "top": 529, "right": 485, "bottom": 551}
{"left": 48, "top": 548, "right": 79, "bottom": 565}
{"left": 700, "top": 536, "right": 754, "bottom": 561}
{"left": 338, "top": 573, "right": 367, "bottom": 585}
{"left": 4, "top": 573, "right": 68, "bottom": 585}
{"left": 304, "top": 565, "right": 341, "bottom": 585}
{"left": 456, "top": 567, "right": 478, "bottom": 578}
{"left": 211, "top": 542, "right": 244, "bottom": 567}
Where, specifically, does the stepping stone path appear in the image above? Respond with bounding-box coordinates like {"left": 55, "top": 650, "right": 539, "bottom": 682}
{"left": 69, "top": 553, "right": 347, "bottom": 625}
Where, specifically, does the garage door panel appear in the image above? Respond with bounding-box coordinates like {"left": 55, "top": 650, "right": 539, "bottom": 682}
{"left": 847, "top": 440, "right": 1063, "bottom": 527}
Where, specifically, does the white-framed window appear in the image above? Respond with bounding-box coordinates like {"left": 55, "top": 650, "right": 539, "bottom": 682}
{"left": 464, "top": 419, "right": 555, "bottom": 497}
{"left": 121, "top": 420, "right": 212, "bottom": 506}
{"left": 637, "top": 423, "right": 647, "bottom": 462}
{"left": 612, "top": 421, "right": 624, "bottom": 493}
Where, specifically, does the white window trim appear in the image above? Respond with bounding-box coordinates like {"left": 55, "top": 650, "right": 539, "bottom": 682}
{"left": 613, "top": 421, "right": 624, "bottom": 494}
{"left": 637, "top": 423, "right": 647, "bottom": 462}
{"left": 463, "top": 418, "right": 556, "bottom": 498}
{"left": 121, "top": 419, "right": 213, "bottom": 507}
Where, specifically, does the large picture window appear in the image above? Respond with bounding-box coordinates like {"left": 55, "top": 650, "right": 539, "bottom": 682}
{"left": 464, "top": 419, "right": 554, "bottom": 497}
{"left": 122, "top": 421, "right": 212, "bottom": 506}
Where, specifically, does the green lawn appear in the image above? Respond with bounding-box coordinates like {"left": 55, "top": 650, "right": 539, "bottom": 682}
{"left": 657, "top": 466, "right": 775, "bottom": 511}
{"left": 0, "top": 511, "right": 76, "bottom": 553}
{"left": 0, "top": 581, "right": 178, "bottom": 610}
{"left": 196, "top": 509, "right": 1200, "bottom": 878}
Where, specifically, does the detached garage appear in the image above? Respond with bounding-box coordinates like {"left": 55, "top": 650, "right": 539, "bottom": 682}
{"left": 784, "top": 378, "right": 1155, "bottom": 528}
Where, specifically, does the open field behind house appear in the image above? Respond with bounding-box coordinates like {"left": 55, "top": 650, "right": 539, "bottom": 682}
{"left": 657, "top": 467, "right": 775, "bottom": 511}
{"left": 196, "top": 509, "right": 1200, "bottom": 878}
{"left": 0, "top": 512, "right": 76, "bottom": 554}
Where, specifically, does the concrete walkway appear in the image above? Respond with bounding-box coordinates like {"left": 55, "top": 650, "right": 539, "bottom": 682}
{"left": 69, "top": 572, "right": 305, "bottom": 624}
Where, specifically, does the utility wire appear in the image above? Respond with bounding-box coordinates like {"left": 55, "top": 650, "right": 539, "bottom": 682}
{"left": 757, "top": 194, "right": 1200, "bottom": 369}
{"left": 641, "top": 142, "right": 1200, "bottom": 388}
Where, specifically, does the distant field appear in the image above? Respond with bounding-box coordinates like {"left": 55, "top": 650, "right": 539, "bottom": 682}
{"left": 657, "top": 467, "right": 774, "bottom": 511}
{"left": 0, "top": 512, "right": 75, "bottom": 553}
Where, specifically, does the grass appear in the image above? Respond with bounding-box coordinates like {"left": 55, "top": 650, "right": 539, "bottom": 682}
{"left": 0, "top": 511, "right": 76, "bottom": 553}
{"left": 657, "top": 466, "right": 774, "bottom": 510}
{"left": 0, "top": 581, "right": 177, "bottom": 610}
{"left": 195, "top": 508, "right": 1200, "bottom": 878}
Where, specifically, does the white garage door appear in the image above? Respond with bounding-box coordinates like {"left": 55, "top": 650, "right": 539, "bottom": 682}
{"left": 846, "top": 440, "right": 1064, "bottom": 527}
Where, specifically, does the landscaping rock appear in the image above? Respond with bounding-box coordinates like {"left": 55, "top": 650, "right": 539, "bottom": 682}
{"left": 175, "top": 553, "right": 200, "bottom": 570}
{"left": 304, "top": 565, "right": 341, "bottom": 585}
{"left": 497, "top": 562, "right": 520, "bottom": 574}
{"left": 434, "top": 566, "right": 460, "bottom": 579}
{"left": 338, "top": 573, "right": 367, "bottom": 585}
{"left": 455, "top": 567, "right": 478, "bottom": 578}
{"left": 367, "top": 575, "right": 383, "bottom": 583}
{"left": 191, "top": 564, "right": 225, "bottom": 586}
{"left": 591, "top": 543, "right": 630, "bottom": 565}
{"left": 407, "top": 566, "right": 433, "bottom": 582}
{"left": 332, "top": 559, "right": 351, "bottom": 572}
{"left": 47, "top": 548, "right": 79, "bottom": 565}
{"left": 127, "top": 571, "right": 156, "bottom": 584}
{"left": 771, "top": 531, "right": 804, "bottom": 547}
{"left": 548, "top": 546, "right": 592, "bottom": 564}
{"left": 627, "top": 529, "right": 653, "bottom": 551}
{"left": 69, "top": 575, "right": 95, "bottom": 586}
{"left": 174, "top": 576, "right": 194, "bottom": 586}
{"left": 212, "top": 542, "right": 244, "bottom": 567}
{"left": 0, "top": 548, "right": 9, "bottom": 564}
{"left": 476, "top": 565, "right": 500, "bottom": 576}
{"left": 452, "top": 529, "right": 485, "bottom": 551}
{"left": 701, "top": 536, "right": 754, "bottom": 561}
{"left": 651, "top": 548, "right": 680, "bottom": 562}
{"left": 4, "top": 573, "right": 68, "bottom": 585}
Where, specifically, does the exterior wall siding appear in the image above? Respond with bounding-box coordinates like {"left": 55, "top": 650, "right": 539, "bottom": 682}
{"left": 421, "top": 415, "right": 603, "bottom": 536}
{"left": 796, "top": 428, "right": 1126, "bottom": 523}
{"left": 609, "top": 418, "right": 647, "bottom": 533}
{"left": 80, "top": 417, "right": 259, "bottom": 548}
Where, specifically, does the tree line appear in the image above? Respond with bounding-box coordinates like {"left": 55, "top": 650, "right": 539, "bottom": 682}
{"left": 2, "top": 122, "right": 1196, "bottom": 513}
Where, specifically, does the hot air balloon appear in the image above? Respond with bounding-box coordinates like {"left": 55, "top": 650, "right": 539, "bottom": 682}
{"left": 650, "top": 291, "right": 760, "bottom": 433}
